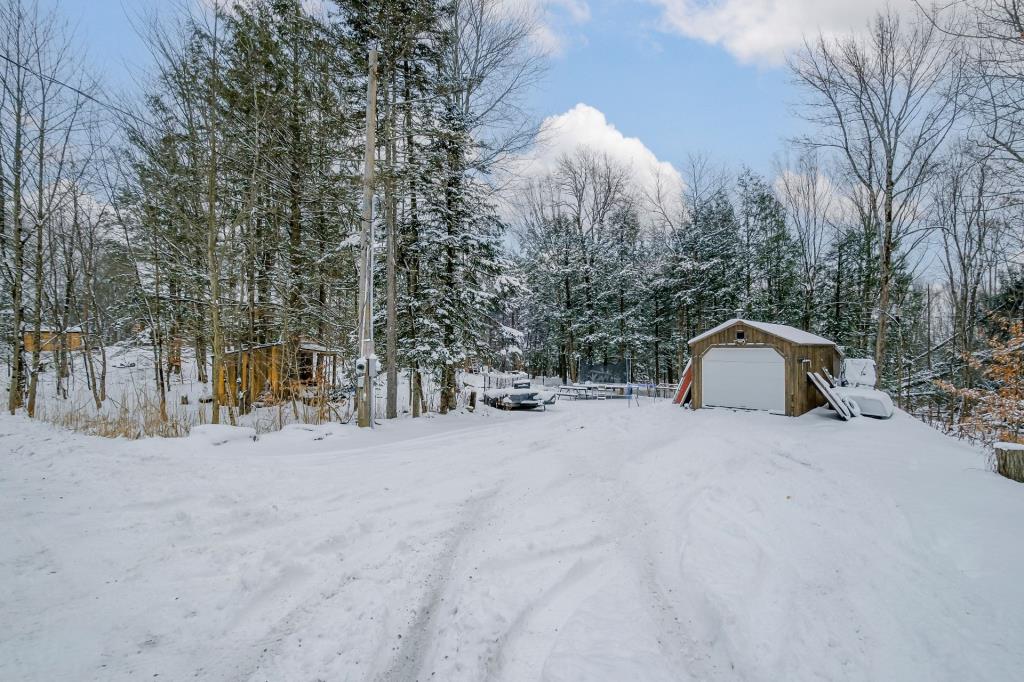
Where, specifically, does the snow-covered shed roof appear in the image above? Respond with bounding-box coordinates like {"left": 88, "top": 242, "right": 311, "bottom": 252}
{"left": 298, "top": 342, "right": 340, "bottom": 354}
{"left": 688, "top": 319, "right": 836, "bottom": 346}
{"left": 224, "top": 340, "right": 341, "bottom": 354}
{"left": 21, "top": 324, "right": 82, "bottom": 333}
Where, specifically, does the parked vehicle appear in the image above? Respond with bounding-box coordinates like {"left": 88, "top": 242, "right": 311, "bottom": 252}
{"left": 483, "top": 381, "right": 556, "bottom": 410}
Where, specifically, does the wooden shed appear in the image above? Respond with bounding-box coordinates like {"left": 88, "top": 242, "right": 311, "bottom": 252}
{"left": 23, "top": 325, "right": 83, "bottom": 352}
{"left": 217, "top": 340, "right": 341, "bottom": 410}
{"left": 688, "top": 319, "right": 842, "bottom": 417}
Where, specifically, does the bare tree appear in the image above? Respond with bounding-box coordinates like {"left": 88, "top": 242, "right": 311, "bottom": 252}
{"left": 442, "top": 0, "right": 547, "bottom": 170}
{"left": 791, "top": 8, "right": 967, "bottom": 386}
{"left": 70, "top": 171, "right": 112, "bottom": 409}
{"left": 776, "top": 149, "right": 837, "bottom": 330}
{"left": 931, "top": 141, "right": 1007, "bottom": 381}
{"left": 204, "top": 5, "right": 226, "bottom": 424}
{"left": 24, "top": 10, "right": 90, "bottom": 417}
{"left": 0, "top": 0, "right": 91, "bottom": 415}
{"left": 513, "top": 148, "right": 635, "bottom": 381}
{"left": 0, "top": 0, "right": 38, "bottom": 413}
{"left": 923, "top": 1, "right": 1024, "bottom": 188}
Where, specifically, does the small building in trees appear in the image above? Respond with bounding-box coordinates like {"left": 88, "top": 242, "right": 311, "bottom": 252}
{"left": 688, "top": 319, "right": 841, "bottom": 417}
{"left": 217, "top": 340, "right": 342, "bottom": 410}
{"left": 23, "top": 325, "right": 84, "bottom": 352}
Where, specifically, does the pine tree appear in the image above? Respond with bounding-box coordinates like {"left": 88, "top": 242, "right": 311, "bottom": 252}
{"left": 736, "top": 169, "right": 800, "bottom": 324}
{"left": 418, "top": 104, "right": 507, "bottom": 411}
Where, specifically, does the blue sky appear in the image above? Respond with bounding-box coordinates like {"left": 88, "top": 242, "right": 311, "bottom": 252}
{"left": 61, "top": 0, "right": 905, "bottom": 181}
{"left": 525, "top": 1, "right": 803, "bottom": 175}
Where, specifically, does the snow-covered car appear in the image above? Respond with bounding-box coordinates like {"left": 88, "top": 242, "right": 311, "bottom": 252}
{"left": 483, "top": 386, "right": 555, "bottom": 410}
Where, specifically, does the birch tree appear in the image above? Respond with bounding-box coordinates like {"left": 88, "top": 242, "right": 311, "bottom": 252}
{"left": 776, "top": 150, "right": 837, "bottom": 331}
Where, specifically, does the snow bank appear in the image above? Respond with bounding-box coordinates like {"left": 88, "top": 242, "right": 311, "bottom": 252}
{"left": 188, "top": 423, "right": 257, "bottom": 446}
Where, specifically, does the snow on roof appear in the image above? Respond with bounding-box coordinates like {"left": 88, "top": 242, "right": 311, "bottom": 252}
{"left": 21, "top": 324, "right": 82, "bottom": 333}
{"left": 223, "top": 341, "right": 341, "bottom": 354}
{"left": 298, "top": 342, "right": 340, "bottom": 354}
{"left": 688, "top": 318, "right": 836, "bottom": 346}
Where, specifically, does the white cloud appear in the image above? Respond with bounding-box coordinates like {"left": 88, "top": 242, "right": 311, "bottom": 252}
{"left": 519, "top": 0, "right": 592, "bottom": 56}
{"left": 512, "top": 102, "right": 684, "bottom": 206}
{"left": 548, "top": 0, "right": 591, "bottom": 23}
{"left": 650, "top": 0, "right": 918, "bottom": 65}
{"left": 530, "top": 22, "right": 568, "bottom": 56}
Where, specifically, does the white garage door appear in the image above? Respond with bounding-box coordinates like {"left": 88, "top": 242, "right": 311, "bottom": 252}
{"left": 701, "top": 347, "right": 785, "bottom": 413}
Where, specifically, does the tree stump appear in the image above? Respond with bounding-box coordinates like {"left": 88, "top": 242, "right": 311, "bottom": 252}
{"left": 995, "top": 443, "right": 1024, "bottom": 483}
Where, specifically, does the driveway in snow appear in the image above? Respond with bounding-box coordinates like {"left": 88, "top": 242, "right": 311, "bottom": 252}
{"left": 2, "top": 402, "right": 1022, "bottom": 681}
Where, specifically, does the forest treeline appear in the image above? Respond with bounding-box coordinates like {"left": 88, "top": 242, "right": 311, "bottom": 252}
{"left": 0, "top": 0, "right": 1021, "bottom": 441}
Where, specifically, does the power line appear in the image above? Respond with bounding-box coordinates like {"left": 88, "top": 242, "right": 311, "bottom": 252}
{"left": 0, "top": 51, "right": 153, "bottom": 129}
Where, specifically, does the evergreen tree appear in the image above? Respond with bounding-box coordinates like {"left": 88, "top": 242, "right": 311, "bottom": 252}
{"left": 736, "top": 169, "right": 800, "bottom": 324}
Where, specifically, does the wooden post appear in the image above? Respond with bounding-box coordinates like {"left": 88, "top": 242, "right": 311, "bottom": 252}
{"left": 995, "top": 443, "right": 1024, "bottom": 483}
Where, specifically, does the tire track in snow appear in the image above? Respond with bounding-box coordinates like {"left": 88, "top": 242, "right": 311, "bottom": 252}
{"left": 277, "top": 418, "right": 520, "bottom": 463}
{"left": 373, "top": 488, "right": 500, "bottom": 682}
{"left": 478, "top": 414, "right": 690, "bottom": 680}
{"left": 483, "top": 554, "right": 613, "bottom": 681}
{"left": 611, "top": 428, "right": 757, "bottom": 680}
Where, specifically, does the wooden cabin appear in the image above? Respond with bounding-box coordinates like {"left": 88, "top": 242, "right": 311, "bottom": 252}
{"left": 688, "top": 319, "right": 841, "bottom": 417}
{"left": 23, "top": 325, "right": 84, "bottom": 352}
{"left": 217, "top": 340, "right": 341, "bottom": 410}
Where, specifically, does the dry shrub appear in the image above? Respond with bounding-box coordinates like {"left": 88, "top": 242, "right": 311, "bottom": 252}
{"left": 248, "top": 397, "right": 350, "bottom": 434}
{"left": 33, "top": 377, "right": 351, "bottom": 439}
{"left": 36, "top": 390, "right": 194, "bottom": 439}
{"left": 936, "top": 317, "right": 1024, "bottom": 466}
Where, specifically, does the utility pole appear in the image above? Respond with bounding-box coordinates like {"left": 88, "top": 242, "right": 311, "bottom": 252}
{"left": 385, "top": 66, "right": 398, "bottom": 420}
{"left": 356, "top": 49, "right": 378, "bottom": 428}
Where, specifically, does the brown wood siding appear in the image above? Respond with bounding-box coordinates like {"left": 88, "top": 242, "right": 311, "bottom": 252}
{"left": 689, "top": 321, "right": 840, "bottom": 416}
{"left": 220, "top": 346, "right": 277, "bottom": 405}
{"left": 790, "top": 344, "right": 841, "bottom": 416}
{"left": 216, "top": 344, "right": 339, "bottom": 411}
{"left": 23, "top": 331, "right": 83, "bottom": 352}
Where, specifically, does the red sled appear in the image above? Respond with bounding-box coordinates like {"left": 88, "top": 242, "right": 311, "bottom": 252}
{"left": 673, "top": 358, "right": 693, "bottom": 405}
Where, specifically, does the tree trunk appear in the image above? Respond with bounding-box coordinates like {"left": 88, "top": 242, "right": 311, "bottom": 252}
{"left": 207, "top": 17, "right": 223, "bottom": 425}
{"left": 995, "top": 444, "right": 1024, "bottom": 483}
{"left": 26, "top": 100, "right": 46, "bottom": 419}
{"left": 874, "top": 170, "right": 895, "bottom": 389}
{"left": 7, "top": 80, "right": 25, "bottom": 414}
{"left": 403, "top": 60, "right": 421, "bottom": 418}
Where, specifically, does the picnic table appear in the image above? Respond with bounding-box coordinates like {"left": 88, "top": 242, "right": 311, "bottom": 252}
{"left": 557, "top": 385, "right": 602, "bottom": 400}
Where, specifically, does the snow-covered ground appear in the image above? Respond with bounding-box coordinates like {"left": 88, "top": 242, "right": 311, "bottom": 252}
{"left": 2, "top": 400, "right": 1022, "bottom": 681}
